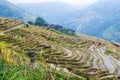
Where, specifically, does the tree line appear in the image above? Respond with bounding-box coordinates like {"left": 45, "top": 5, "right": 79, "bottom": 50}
{"left": 28, "top": 17, "right": 76, "bottom": 36}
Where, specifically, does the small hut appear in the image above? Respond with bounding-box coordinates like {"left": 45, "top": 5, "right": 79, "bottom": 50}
{"left": 28, "top": 50, "right": 36, "bottom": 62}
{"left": 25, "top": 23, "right": 29, "bottom": 28}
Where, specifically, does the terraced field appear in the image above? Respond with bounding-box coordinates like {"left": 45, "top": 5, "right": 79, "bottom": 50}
{"left": 0, "top": 18, "right": 120, "bottom": 80}
{"left": 0, "top": 17, "right": 22, "bottom": 32}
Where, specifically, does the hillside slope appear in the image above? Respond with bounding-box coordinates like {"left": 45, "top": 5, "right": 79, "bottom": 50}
{"left": 0, "top": 17, "right": 120, "bottom": 80}
{"left": 0, "top": 0, "right": 36, "bottom": 21}
{"left": 63, "top": 0, "right": 120, "bottom": 42}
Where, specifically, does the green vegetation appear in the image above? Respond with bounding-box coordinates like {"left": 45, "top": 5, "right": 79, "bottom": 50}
{"left": 35, "top": 17, "right": 47, "bottom": 26}
{"left": 105, "top": 49, "right": 114, "bottom": 54}
{"left": 0, "top": 42, "right": 81, "bottom": 80}
{"left": 28, "top": 17, "right": 46, "bottom": 26}
{"left": 28, "top": 17, "right": 76, "bottom": 36}
{"left": 0, "top": 17, "right": 120, "bottom": 80}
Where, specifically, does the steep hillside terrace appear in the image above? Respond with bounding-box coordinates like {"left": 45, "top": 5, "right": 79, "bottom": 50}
{"left": 0, "top": 18, "right": 120, "bottom": 80}
{"left": 0, "top": 17, "right": 22, "bottom": 32}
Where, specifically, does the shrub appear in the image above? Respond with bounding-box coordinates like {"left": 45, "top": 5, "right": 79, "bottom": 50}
{"left": 35, "top": 17, "right": 46, "bottom": 26}
{"left": 105, "top": 49, "right": 114, "bottom": 54}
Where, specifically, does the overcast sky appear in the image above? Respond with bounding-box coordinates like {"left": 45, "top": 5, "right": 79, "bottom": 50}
{"left": 8, "top": 0, "right": 98, "bottom": 7}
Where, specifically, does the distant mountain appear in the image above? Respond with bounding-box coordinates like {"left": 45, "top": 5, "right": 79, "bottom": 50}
{"left": 17, "top": 1, "right": 77, "bottom": 23}
{"left": 63, "top": 0, "right": 120, "bottom": 42}
{"left": 0, "top": 0, "right": 36, "bottom": 21}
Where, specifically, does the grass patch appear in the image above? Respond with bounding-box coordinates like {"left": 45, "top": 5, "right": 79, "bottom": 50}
{"left": 105, "top": 49, "right": 114, "bottom": 54}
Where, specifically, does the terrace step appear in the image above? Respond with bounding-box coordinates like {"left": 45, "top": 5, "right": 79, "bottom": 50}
{"left": 93, "top": 51, "right": 109, "bottom": 73}
{"left": 59, "top": 63, "right": 90, "bottom": 69}
{"left": 95, "top": 49, "right": 117, "bottom": 74}
{"left": 99, "top": 75, "right": 116, "bottom": 80}
{"left": 117, "top": 69, "right": 120, "bottom": 79}
{"left": 91, "top": 53, "right": 99, "bottom": 69}
{"left": 76, "top": 68, "right": 91, "bottom": 73}
{"left": 62, "top": 48, "right": 73, "bottom": 57}
{"left": 78, "top": 52, "right": 89, "bottom": 64}
{"left": 82, "top": 54, "right": 93, "bottom": 68}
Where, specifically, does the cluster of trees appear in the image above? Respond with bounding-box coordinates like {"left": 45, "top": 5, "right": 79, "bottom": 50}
{"left": 28, "top": 17, "right": 76, "bottom": 35}
{"left": 28, "top": 17, "right": 46, "bottom": 26}
{"left": 50, "top": 24, "right": 76, "bottom": 35}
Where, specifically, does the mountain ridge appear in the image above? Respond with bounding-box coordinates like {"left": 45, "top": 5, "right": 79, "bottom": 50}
{"left": 0, "top": 0, "right": 36, "bottom": 21}
{"left": 62, "top": 0, "right": 120, "bottom": 42}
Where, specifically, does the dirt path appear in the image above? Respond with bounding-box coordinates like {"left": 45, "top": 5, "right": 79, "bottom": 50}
{"left": 0, "top": 24, "right": 24, "bottom": 35}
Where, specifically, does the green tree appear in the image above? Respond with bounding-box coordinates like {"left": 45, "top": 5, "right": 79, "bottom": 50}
{"left": 28, "top": 21, "right": 34, "bottom": 25}
{"left": 35, "top": 17, "right": 46, "bottom": 26}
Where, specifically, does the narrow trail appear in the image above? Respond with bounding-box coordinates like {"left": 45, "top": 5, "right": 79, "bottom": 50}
{"left": 0, "top": 24, "right": 24, "bottom": 35}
